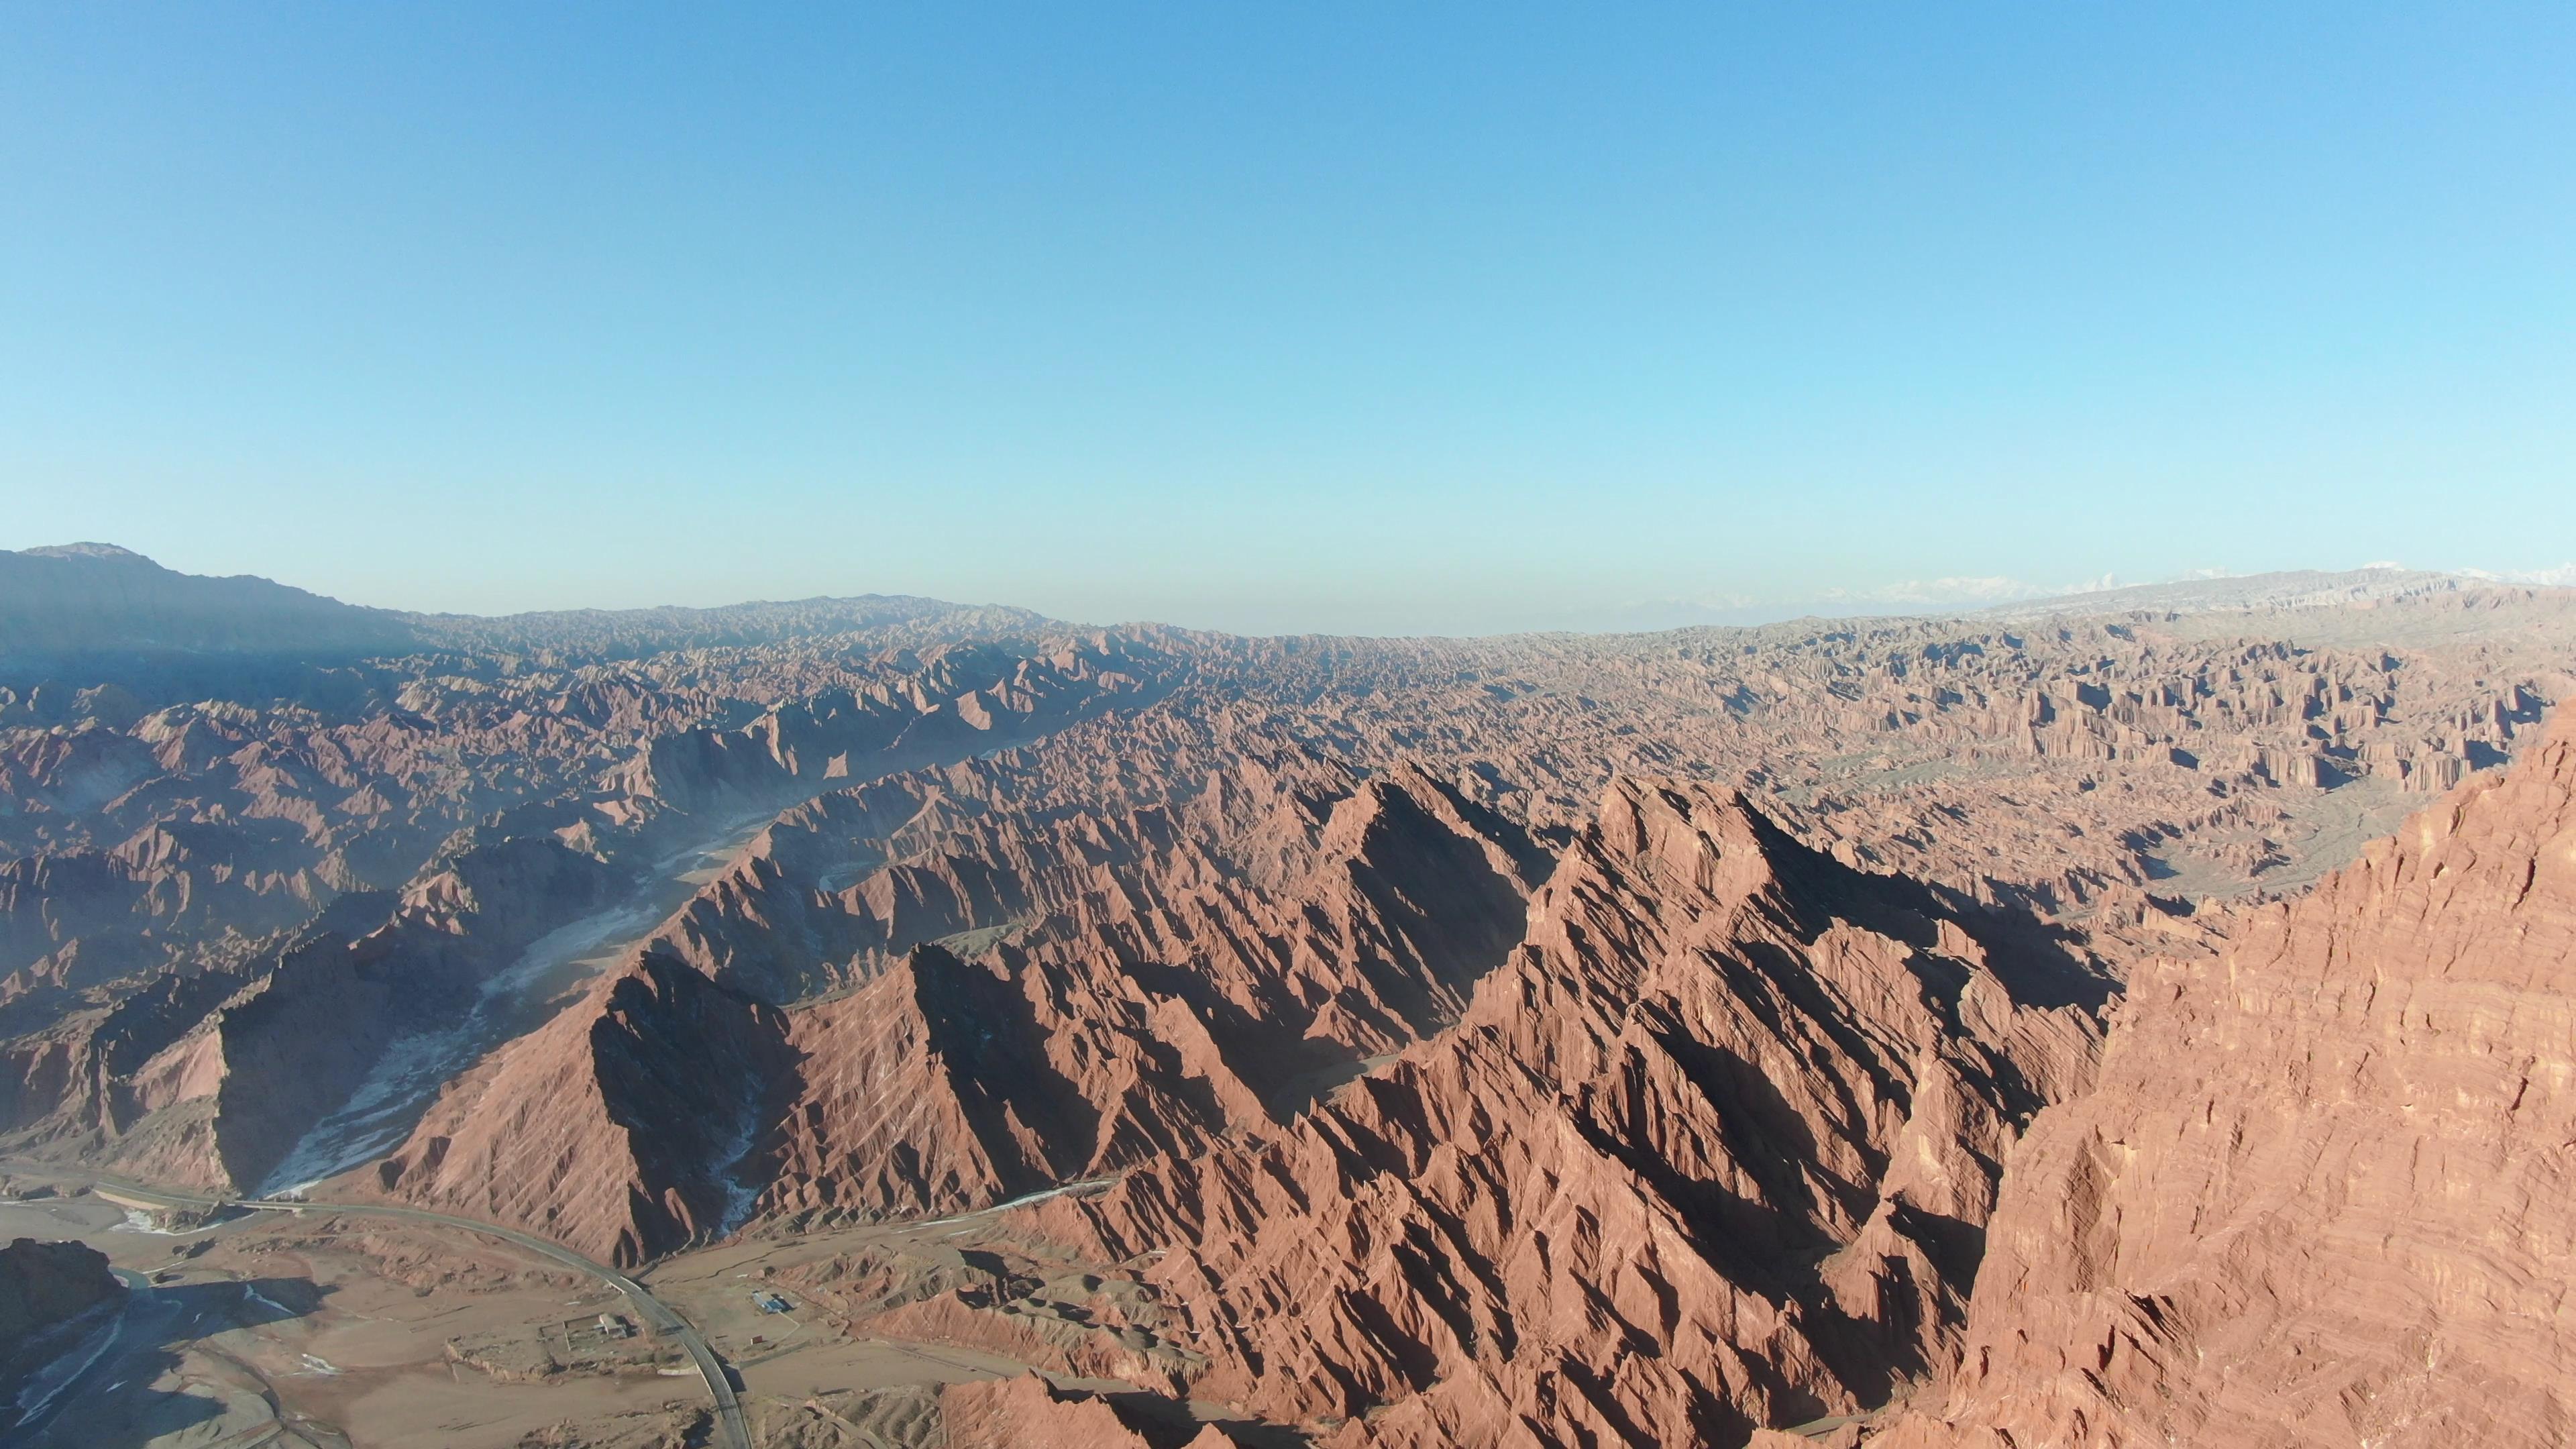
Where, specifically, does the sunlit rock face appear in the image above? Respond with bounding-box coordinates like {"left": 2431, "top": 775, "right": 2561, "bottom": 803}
{"left": 1873, "top": 721, "right": 2576, "bottom": 1449}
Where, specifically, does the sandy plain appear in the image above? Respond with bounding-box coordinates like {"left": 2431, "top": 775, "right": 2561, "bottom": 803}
{"left": 0, "top": 1185, "right": 1046, "bottom": 1448}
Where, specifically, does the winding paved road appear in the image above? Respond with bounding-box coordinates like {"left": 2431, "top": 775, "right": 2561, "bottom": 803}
{"left": 24, "top": 1168, "right": 751, "bottom": 1449}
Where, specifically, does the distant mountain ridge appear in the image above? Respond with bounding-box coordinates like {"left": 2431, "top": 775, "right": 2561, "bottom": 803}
{"left": 8, "top": 547, "right": 2567, "bottom": 678}
{"left": 0, "top": 543, "right": 417, "bottom": 662}
{"left": 411, "top": 596, "right": 1061, "bottom": 657}
{"left": 1974, "top": 566, "right": 2479, "bottom": 621}
{"left": 0, "top": 544, "right": 1053, "bottom": 672}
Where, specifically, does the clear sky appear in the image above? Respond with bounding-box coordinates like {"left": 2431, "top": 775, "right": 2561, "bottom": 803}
{"left": 3, "top": 5, "right": 2571, "bottom": 635}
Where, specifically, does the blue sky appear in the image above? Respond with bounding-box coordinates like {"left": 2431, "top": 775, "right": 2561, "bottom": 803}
{"left": 3, "top": 5, "right": 2571, "bottom": 634}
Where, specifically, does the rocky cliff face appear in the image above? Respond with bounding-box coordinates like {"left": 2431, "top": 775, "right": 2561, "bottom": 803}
{"left": 1870, "top": 723, "right": 2576, "bottom": 1449}
{"left": 1029, "top": 780, "right": 2115, "bottom": 1447}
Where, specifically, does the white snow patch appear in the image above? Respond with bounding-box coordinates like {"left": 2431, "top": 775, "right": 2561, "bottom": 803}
{"left": 712, "top": 1069, "right": 772, "bottom": 1238}
{"left": 909, "top": 1177, "right": 1114, "bottom": 1230}
{"left": 111, "top": 1209, "right": 217, "bottom": 1238}
{"left": 261, "top": 808, "right": 786, "bottom": 1198}
{"left": 259, "top": 894, "right": 666, "bottom": 1195}
{"left": 241, "top": 1283, "right": 297, "bottom": 1322}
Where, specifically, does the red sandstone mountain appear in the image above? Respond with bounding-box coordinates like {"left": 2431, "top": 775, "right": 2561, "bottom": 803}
{"left": 364, "top": 758, "right": 1550, "bottom": 1262}
{"left": 0, "top": 631, "right": 1178, "bottom": 1197}
{"left": 1016, "top": 777, "right": 2116, "bottom": 1446}
{"left": 1867, "top": 721, "right": 2576, "bottom": 1449}
{"left": 847, "top": 722, "right": 2576, "bottom": 1446}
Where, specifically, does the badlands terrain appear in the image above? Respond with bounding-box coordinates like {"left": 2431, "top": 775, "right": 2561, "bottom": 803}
{"left": 2, "top": 541, "right": 2574, "bottom": 1446}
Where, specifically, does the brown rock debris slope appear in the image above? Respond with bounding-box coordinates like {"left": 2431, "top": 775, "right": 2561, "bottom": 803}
{"left": 1872, "top": 718, "right": 2576, "bottom": 1449}
{"left": 1032, "top": 777, "right": 2116, "bottom": 1447}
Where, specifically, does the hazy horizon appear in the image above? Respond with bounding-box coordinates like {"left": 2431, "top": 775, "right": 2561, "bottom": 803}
{"left": 11, "top": 538, "right": 2572, "bottom": 641}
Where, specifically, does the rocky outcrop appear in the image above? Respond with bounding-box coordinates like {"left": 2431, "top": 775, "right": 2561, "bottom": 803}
{"left": 0, "top": 1236, "right": 119, "bottom": 1362}
{"left": 1871, "top": 721, "right": 2576, "bottom": 1449}
{"left": 759, "top": 945, "right": 1136, "bottom": 1219}
{"left": 1031, "top": 779, "right": 2113, "bottom": 1446}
